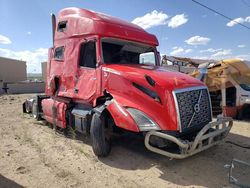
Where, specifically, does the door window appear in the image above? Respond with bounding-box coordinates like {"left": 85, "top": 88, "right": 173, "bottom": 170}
{"left": 79, "top": 41, "right": 96, "bottom": 68}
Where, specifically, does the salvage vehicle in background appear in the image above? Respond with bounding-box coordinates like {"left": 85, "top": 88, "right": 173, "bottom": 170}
{"left": 163, "top": 56, "right": 250, "bottom": 120}
{"left": 23, "top": 7, "right": 233, "bottom": 159}
{"left": 191, "top": 59, "right": 250, "bottom": 120}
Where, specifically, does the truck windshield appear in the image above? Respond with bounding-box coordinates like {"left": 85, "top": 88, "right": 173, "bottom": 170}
{"left": 240, "top": 84, "right": 250, "bottom": 91}
{"left": 102, "top": 38, "right": 156, "bottom": 66}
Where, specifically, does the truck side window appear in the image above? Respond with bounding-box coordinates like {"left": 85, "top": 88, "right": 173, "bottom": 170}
{"left": 54, "top": 46, "right": 64, "bottom": 60}
{"left": 79, "top": 41, "right": 96, "bottom": 68}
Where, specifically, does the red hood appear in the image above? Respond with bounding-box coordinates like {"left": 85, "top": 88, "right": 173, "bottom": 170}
{"left": 102, "top": 64, "right": 204, "bottom": 90}
{"left": 101, "top": 64, "right": 206, "bottom": 132}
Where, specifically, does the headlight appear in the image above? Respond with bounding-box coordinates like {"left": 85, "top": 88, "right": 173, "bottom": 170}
{"left": 126, "top": 108, "right": 160, "bottom": 131}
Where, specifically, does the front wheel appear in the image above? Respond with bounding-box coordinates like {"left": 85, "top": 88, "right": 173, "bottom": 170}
{"left": 32, "top": 101, "right": 41, "bottom": 120}
{"left": 90, "top": 113, "right": 111, "bottom": 157}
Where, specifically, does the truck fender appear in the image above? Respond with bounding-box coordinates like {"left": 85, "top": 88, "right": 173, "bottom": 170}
{"left": 93, "top": 95, "right": 140, "bottom": 132}
{"left": 105, "top": 100, "right": 140, "bottom": 132}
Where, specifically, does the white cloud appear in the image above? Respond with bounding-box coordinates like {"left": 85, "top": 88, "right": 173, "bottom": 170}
{"left": 226, "top": 17, "right": 245, "bottom": 27}
{"left": 0, "top": 34, "right": 11, "bottom": 44}
{"left": 226, "top": 16, "right": 250, "bottom": 27}
{"left": 211, "top": 49, "right": 232, "bottom": 59}
{"left": 200, "top": 48, "right": 222, "bottom": 53}
{"left": 185, "top": 49, "right": 193, "bottom": 53}
{"left": 0, "top": 48, "right": 47, "bottom": 73}
{"left": 168, "top": 14, "right": 188, "bottom": 28}
{"left": 238, "top": 44, "right": 246, "bottom": 48}
{"left": 27, "top": 31, "right": 32, "bottom": 35}
{"left": 170, "top": 46, "right": 193, "bottom": 56}
{"left": 192, "top": 51, "right": 250, "bottom": 61}
{"left": 191, "top": 56, "right": 210, "bottom": 60}
{"left": 132, "top": 10, "right": 168, "bottom": 29}
{"left": 185, "top": 36, "right": 211, "bottom": 45}
{"left": 236, "top": 54, "right": 250, "bottom": 60}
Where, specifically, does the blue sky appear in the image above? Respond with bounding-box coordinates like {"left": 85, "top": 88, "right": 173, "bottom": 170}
{"left": 0, "top": 0, "right": 249, "bottom": 73}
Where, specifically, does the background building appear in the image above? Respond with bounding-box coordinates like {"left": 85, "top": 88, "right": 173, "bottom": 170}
{"left": 41, "top": 61, "right": 47, "bottom": 81}
{"left": 0, "top": 56, "right": 27, "bottom": 82}
{"left": 0, "top": 56, "right": 45, "bottom": 94}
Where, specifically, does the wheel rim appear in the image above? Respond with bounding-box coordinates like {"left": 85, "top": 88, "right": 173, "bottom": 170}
{"left": 32, "top": 103, "right": 37, "bottom": 119}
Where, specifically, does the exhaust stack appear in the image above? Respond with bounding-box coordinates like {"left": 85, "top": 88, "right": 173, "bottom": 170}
{"left": 51, "top": 13, "right": 56, "bottom": 46}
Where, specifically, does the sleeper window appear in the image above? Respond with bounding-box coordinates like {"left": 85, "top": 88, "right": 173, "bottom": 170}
{"left": 79, "top": 41, "right": 96, "bottom": 68}
{"left": 54, "top": 46, "right": 64, "bottom": 60}
{"left": 57, "top": 21, "right": 67, "bottom": 32}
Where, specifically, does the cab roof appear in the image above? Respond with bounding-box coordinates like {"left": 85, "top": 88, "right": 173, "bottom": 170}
{"left": 55, "top": 7, "right": 158, "bottom": 46}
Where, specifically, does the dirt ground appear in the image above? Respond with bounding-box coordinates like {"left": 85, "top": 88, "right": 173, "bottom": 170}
{"left": 0, "top": 94, "right": 249, "bottom": 188}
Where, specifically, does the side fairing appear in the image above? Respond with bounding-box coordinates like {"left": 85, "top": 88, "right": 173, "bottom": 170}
{"left": 45, "top": 39, "right": 79, "bottom": 98}
{"left": 45, "top": 37, "right": 102, "bottom": 104}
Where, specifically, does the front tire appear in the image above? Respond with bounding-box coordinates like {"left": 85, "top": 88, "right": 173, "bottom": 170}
{"left": 90, "top": 113, "right": 111, "bottom": 157}
{"left": 32, "top": 101, "right": 41, "bottom": 120}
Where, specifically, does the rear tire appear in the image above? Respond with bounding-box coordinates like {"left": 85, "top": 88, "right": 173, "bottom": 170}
{"left": 90, "top": 113, "right": 111, "bottom": 157}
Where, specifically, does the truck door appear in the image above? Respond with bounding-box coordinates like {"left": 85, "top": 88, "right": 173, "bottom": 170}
{"left": 74, "top": 40, "right": 97, "bottom": 102}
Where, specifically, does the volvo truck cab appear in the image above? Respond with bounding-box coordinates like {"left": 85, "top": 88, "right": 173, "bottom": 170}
{"left": 23, "top": 7, "right": 233, "bottom": 159}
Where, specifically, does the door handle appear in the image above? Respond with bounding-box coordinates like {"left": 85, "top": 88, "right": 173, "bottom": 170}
{"left": 74, "top": 88, "right": 79, "bottom": 93}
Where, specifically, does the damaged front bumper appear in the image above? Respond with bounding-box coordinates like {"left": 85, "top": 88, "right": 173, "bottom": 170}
{"left": 144, "top": 117, "right": 233, "bottom": 159}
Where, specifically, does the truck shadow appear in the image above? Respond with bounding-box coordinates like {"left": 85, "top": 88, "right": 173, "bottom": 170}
{"left": 98, "top": 132, "right": 250, "bottom": 188}
{"left": 0, "top": 174, "right": 24, "bottom": 188}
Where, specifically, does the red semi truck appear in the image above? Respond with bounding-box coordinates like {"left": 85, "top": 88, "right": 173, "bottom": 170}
{"left": 23, "top": 7, "right": 233, "bottom": 159}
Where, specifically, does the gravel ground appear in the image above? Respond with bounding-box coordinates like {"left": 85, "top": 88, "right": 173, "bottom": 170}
{"left": 0, "top": 94, "right": 249, "bottom": 188}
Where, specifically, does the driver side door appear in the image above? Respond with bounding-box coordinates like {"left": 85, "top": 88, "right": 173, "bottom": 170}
{"left": 74, "top": 40, "right": 98, "bottom": 102}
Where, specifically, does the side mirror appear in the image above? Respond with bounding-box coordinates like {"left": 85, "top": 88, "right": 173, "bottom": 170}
{"left": 156, "top": 51, "right": 161, "bottom": 66}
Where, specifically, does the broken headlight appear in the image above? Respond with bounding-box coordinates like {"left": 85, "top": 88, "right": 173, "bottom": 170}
{"left": 126, "top": 108, "right": 160, "bottom": 131}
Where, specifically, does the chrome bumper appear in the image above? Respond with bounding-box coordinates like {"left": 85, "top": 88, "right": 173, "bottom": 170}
{"left": 144, "top": 117, "right": 233, "bottom": 159}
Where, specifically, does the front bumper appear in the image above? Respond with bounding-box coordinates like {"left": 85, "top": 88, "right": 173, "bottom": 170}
{"left": 144, "top": 117, "right": 233, "bottom": 159}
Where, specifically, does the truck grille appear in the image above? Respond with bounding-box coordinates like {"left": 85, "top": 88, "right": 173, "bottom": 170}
{"left": 173, "top": 86, "right": 212, "bottom": 132}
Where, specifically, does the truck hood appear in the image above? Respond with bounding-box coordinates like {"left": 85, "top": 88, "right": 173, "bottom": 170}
{"left": 102, "top": 64, "right": 203, "bottom": 90}
{"left": 102, "top": 64, "right": 206, "bottom": 132}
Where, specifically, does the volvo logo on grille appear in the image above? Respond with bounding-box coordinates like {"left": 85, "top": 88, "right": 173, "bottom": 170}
{"left": 194, "top": 103, "right": 200, "bottom": 113}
